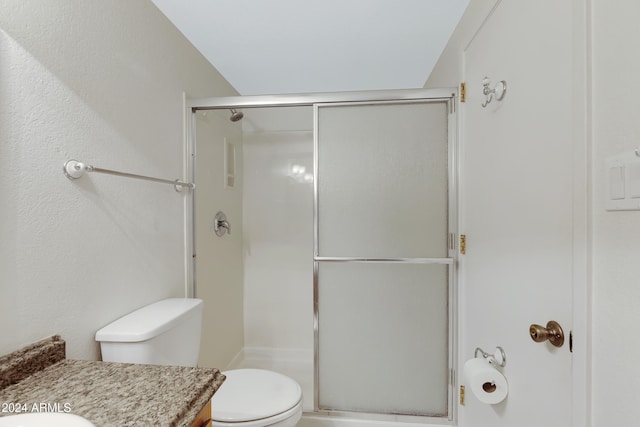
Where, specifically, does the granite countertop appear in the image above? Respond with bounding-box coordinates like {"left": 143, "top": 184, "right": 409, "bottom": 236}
{"left": 0, "top": 337, "right": 225, "bottom": 427}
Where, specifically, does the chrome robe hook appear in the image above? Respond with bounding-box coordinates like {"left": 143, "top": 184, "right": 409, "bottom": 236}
{"left": 481, "top": 77, "right": 507, "bottom": 108}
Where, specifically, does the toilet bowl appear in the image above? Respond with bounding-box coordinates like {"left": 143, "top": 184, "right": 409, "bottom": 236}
{"left": 95, "top": 299, "right": 303, "bottom": 427}
{"left": 210, "top": 369, "right": 302, "bottom": 427}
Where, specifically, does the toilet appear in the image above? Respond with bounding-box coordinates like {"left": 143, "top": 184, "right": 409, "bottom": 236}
{"left": 95, "top": 298, "right": 303, "bottom": 427}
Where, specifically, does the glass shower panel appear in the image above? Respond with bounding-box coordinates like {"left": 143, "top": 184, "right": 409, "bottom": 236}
{"left": 317, "top": 262, "right": 449, "bottom": 416}
{"left": 316, "top": 102, "right": 449, "bottom": 259}
{"left": 315, "top": 100, "right": 452, "bottom": 418}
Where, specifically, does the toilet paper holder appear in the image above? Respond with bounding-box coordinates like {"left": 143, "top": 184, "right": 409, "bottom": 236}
{"left": 474, "top": 346, "right": 506, "bottom": 368}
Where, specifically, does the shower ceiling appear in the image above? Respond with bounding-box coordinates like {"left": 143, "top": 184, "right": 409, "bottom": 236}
{"left": 151, "top": 0, "right": 469, "bottom": 95}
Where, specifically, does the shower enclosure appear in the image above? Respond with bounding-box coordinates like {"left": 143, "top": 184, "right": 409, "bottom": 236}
{"left": 187, "top": 89, "right": 458, "bottom": 423}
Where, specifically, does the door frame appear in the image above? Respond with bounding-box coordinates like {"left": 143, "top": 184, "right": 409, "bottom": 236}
{"left": 570, "top": 1, "right": 591, "bottom": 426}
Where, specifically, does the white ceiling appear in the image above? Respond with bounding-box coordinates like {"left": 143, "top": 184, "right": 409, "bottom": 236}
{"left": 151, "top": 0, "right": 469, "bottom": 96}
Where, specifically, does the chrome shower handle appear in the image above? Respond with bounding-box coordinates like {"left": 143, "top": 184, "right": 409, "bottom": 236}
{"left": 214, "top": 211, "right": 231, "bottom": 236}
{"left": 218, "top": 220, "right": 231, "bottom": 234}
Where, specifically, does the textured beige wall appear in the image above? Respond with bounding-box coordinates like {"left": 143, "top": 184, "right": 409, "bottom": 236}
{"left": 0, "top": 0, "right": 238, "bottom": 360}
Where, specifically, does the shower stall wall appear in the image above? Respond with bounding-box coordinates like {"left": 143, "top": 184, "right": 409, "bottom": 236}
{"left": 243, "top": 129, "right": 315, "bottom": 353}
{"left": 188, "top": 89, "right": 457, "bottom": 424}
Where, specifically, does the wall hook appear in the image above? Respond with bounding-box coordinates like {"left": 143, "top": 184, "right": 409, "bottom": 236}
{"left": 481, "top": 77, "right": 507, "bottom": 108}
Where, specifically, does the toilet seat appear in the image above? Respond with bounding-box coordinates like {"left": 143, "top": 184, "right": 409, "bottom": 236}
{"left": 210, "top": 369, "right": 302, "bottom": 426}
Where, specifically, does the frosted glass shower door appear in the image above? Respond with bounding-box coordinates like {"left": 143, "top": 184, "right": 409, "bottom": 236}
{"left": 315, "top": 101, "right": 453, "bottom": 417}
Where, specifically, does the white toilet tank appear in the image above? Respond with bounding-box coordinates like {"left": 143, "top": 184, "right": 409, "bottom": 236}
{"left": 95, "top": 298, "right": 203, "bottom": 367}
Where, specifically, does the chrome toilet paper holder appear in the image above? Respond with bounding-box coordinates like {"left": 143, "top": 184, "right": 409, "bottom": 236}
{"left": 474, "top": 346, "right": 506, "bottom": 368}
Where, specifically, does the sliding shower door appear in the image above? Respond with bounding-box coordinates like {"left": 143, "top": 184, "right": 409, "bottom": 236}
{"left": 314, "top": 100, "right": 454, "bottom": 418}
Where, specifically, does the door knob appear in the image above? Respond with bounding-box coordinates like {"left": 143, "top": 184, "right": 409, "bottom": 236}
{"left": 529, "top": 320, "right": 564, "bottom": 347}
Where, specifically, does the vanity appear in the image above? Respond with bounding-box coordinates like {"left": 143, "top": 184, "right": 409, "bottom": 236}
{"left": 0, "top": 337, "right": 224, "bottom": 427}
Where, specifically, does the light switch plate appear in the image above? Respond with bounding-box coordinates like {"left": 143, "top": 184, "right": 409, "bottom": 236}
{"left": 606, "top": 151, "right": 640, "bottom": 211}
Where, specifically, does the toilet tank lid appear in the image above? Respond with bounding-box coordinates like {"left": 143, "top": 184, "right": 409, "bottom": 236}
{"left": 95, "top": 298, "right": 202, "bottom": 343}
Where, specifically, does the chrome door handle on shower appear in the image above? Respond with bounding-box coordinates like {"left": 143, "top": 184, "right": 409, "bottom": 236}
{"left": 214, "top": 211, "right": 231, "bottom": 236}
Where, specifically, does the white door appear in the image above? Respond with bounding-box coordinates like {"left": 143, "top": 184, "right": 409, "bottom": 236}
{"left": 460, "top": 1, "right": 579, "bottom": 426}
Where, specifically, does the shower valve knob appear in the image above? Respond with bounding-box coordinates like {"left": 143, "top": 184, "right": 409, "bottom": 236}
{"left": 214, "top": 211, "right": 231, "bottom": 237}
{"left": 529, "top": 320, "right": 564, "bottom": 348}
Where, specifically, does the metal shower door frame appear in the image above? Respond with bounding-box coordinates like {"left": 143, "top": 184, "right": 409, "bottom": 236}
{"left": 186, "top": 88, "right": 459, "bottom": 424}
{"left": 313, "top": 98, "right": 458, "bottom": 423}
